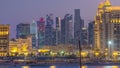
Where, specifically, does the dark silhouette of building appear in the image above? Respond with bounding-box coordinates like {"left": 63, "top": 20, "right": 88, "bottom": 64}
{"left": 88, "top": 21, "right": 94, "bottom": 47}
{"left": 61, "top": 14, "right": 73, "bottom": 45}
{"left": 81, "top": 27, "right": 88, "bottom": 46}
{"left": 74, "top": 9, "right": 84, "bottom": 45}
{"left": 45, "top": 14, "right": 56, "bottom": 45}
{"left": 56, "top": 17, "right": 61, "bottom": 45}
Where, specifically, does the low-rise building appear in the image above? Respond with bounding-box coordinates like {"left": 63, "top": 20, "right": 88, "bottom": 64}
{"left": 9, "top": 36, "right": 32, "bottom": 56}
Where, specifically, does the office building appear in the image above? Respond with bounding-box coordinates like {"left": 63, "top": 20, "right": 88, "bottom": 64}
{"left": 16, "top": 23, "right": 30, "bottom": 39}
{"left": 61, "top": 14, "right": 74, "bottom": 45}
{"left": 56, "top": 17, "right": 61, "bottom": 45}
{"left": 74, "top": 9, "right": 84, "bottom": 45}
{"left": 88, "top": 21, "right": 94, "bottom": 47}
{"left": 30, "top": 20, "right": 38, "bottom": 48}
{"left": 0, "top": 24, "right": 9, "bottom": 56}
{"left": 37, "top": 18, "right": 45, "bottom": 48}
{"left": 45, "top": 14, "right": 55, "bottom": 45}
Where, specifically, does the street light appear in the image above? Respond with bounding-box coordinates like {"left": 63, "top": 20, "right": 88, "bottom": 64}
{"left": 108, "top": 41, "right": 112, "bottom": 60}
{"left": 78, "top": 40, "right": 82, "bottom": 68}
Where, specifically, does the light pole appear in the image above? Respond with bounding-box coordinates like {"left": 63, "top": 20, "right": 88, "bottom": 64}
{"left": 108, "top": 41, "right": 112, "bottom": 60}
{"left": 78, "top": 40, "right": 82, "bottom": 68}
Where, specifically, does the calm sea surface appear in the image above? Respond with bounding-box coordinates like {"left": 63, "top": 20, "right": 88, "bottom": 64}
{"left": 0, "top": 65, "right": 119, "bottom": 68}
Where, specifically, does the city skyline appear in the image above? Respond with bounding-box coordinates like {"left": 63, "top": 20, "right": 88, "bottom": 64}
{"left": 0, "top": 0, "right": 120, "bottom": 38}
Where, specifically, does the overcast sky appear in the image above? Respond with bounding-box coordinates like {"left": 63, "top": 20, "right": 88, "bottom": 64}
{"left": 0, "top": 0, "right": 120, "bottom": 38}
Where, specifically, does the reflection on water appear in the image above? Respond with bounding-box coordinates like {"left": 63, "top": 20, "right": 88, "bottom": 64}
{"left": 0, "top": 66, "right": 9, "bottom": 68}
{"left": 0, "top": 65, "right": 119, "bottom": 68}
{"left": 22, "top": 66, "right": 30, "bottom": 68}
{"left": 112, "top": 66, "right": 119, "bottom": 68}
{"left": 50, "top": 65, "right": 56, "bottom": 68}
{"left": 81, "top": 66, "right": 87, "bottom": 68}
{"left": 104, "top": 66, "right": 119, "bottom": 68}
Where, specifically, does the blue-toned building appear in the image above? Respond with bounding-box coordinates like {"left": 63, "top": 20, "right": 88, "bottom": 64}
{"left": 45, "top": 14, "right": 55, "bottom": 45}
{"left": 61, "top": 14, "right": 73, "bottom": 45}
{"left": 16, "top": 23, "right": 30, "bottom": 39}
{"left": 88, "top": 21, "right": 94, "bottom": 47}
{"left": 81, "top": 27, "right": 88, "bottom": 46}
{"left": 37, "top": 18, "right": 45, "bottom": 48}
{"left": 74, "top": 9, "right": 84, "bottom": 45}
{"left": 30, "top": 20, "right": 38, "bottom": 48}
{"left": 56, "top": 17, "right": 61, "bottom": 45}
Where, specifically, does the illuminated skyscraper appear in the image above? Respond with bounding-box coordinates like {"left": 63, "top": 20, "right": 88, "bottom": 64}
{"left": 0, "top": 24, "right": 9, "bottom": 56}
{"left": 74, "top": 9, "right": 84, "bottom": 45}
{"left": 16, "top": 23, "right": 30, "bottom": 39}
{"left": 37, "top": 18, "right": 45, "bottom": 47}
{"left": 94, "top": 0, "right": 120, "bottom": 50}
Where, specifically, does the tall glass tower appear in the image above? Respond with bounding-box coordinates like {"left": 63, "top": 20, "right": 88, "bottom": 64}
{"left": 74, "top": 9, "right": 84, "bottom": 45}
{"left": 30, "top": 20, "right": 38, "bottom": 48}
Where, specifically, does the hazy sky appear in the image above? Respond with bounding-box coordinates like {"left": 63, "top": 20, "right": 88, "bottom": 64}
{"left": 0, "top": 0, "right": 120, "bottom": 38}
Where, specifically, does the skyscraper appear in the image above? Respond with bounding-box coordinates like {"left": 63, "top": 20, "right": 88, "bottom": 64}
{"left": 30, "top": 20, "right": 38, "bottom": 48}
{"left": 16, "top": 23, "right": 30, "bottom": 39}
{"left": 45, "top": 14, "right": 55, "bottom": 45}
{"left": 94, "top": 0, "right": 120, "bottom": 51}
{"left": 81, "top": 27, "right": 88, "bottom": 46}
{"left": 37, "top": 18, "right": 45, "bottom": 48}
{"left": 56, "top": 17, "right": 61, "bottom": 45}
{"left": 0, "top": 24, "right": 9, "bottom": 56}
{"left": 74, "top": 9, "right": 84, "bottom": 45}
{"left": 61, "top": 14, "right": 73, "bottom": 45}
{"left": 88, "top": 21, "right": 94, "bottom": 47}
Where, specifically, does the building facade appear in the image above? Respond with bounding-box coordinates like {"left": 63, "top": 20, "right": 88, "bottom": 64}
{"left": 9, "top": 36, "right": 32, "bottom": 56}
{"left": 0, "top": 24, "right": 9, "bottom": 56}
{"left": 37, "top": 18, "right": 45, "bottom": 48}
{"left": 61, "top": 14, "right": 74, "bottom": 45}
{"left": 94, "top": 0, "right": 120, "bottom": 51}
{"left": 16, "top": 23, "right": 30, "bottom": 39}
{"left": 30, "top": 20, "right": 38, "bottom": 48}
{"left": 56, "top": 17, "right": 61, "bottom": 45}
{"left": 88, "top": 21, "right": 94, "bottom": 47}
{"left": 45, "top": 14, "right": 55, "bottom": 45}
{"left": 74, "top": 9, "right": 84, "bottom": 45}
{"left": 81, "top": 27, "right": 88, "bottom": 46}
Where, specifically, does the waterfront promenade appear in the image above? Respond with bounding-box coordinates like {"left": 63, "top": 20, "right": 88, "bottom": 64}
{"left": 0, "top": 56, "right": 120, "bottom": 66}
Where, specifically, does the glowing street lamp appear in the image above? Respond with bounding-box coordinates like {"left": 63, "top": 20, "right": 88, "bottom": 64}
{"left": 108, "top": 41, "right": 112, "bottom": 45}
{"left": 108, "top": 41, "right": 112, "bottom": 60}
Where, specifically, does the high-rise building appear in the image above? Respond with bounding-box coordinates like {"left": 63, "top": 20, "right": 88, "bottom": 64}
{"left": 61, "top": 14, "right": 74, "bottom": 45}
{"left": 74, "top": 9, "right": 84, "bottom": 45}
{"left": 37, "top": 18, "right": 45, "bottom": 48}
{"left": 94, "top": 0, "right": 120, "bottom": 51}
{"left": 0, "top": 24, "right": 9, "bottom": 56}
{"left": 16, "top": 23, "right": 30, "bottom": 39}
{"left": 88, "top": 21, "right": 94, "bottom": 47}
{"left": 30, "top": 20, "right": 38, "bottom": 48}
{"left": 81, "top": 27, "right": 88, "bottom": 46}
{"left": 56, "top": 17, "right": 61, "bottom": 45}
{"left": 45, "top": 14, "right": 55, "bottom": 45}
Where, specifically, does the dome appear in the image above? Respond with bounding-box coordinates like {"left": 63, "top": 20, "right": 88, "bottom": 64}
{"left": 104, "top": 0, "right": 111, "bottom": 6}
{"left": 98, "top": 2, "right": 104, "bottom": 9}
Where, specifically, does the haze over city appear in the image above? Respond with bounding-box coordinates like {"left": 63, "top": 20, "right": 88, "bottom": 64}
{"left": 0, "top": 0, "right": 120, "bottom": 38}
